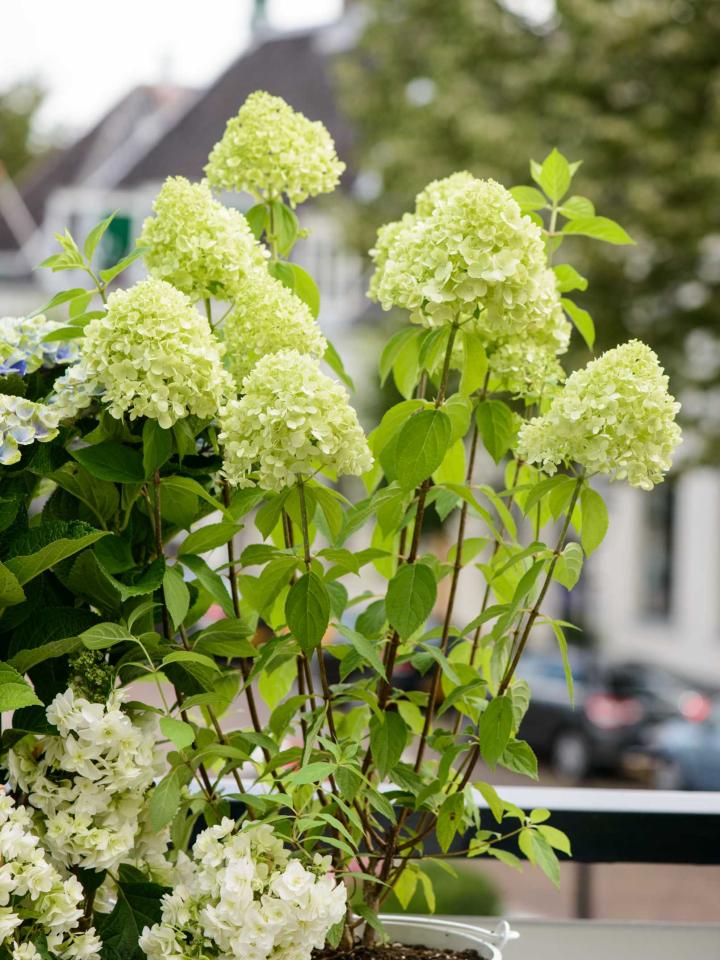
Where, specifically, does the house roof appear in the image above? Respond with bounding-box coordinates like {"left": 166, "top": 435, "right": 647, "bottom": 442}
{"left": 0, "top": 85, "right": 194, "bottom": 254}
{"left": 0, "top": 26, "right": 354, "bottom": 259}
{"left": 119, "top": 30, "right": 354, "bottom": 188}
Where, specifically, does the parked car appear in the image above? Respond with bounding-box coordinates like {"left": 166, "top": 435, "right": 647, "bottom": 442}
{"left": 516, "top": 651, "right": 715, "bottom": 781}
{"left": 623, "top": 700, "right": 720, "bottom": 790}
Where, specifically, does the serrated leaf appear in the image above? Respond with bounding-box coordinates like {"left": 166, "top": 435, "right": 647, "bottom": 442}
{"left": 553, "top": 263, "right": 588, "bottom": 293}
{"left": 6, "top": 523, "right": 107, "bottom": 585}
{"left": 562, "top": 216, "right": 634, "bottom": 245}
{"left": 509, "top": 185, "right": 547, "bottom": 211}
{"left": 561, "top": 298, "right": 595, "bottom": 349}
{"left": 335, "top": 624, "right": 386, "bottom": 677}
{"left": 71, "top": 442, "right": 144, "bottom": 483}
{"left": 386, "top": 562, "right": 436, "bottom": 640}
{"left": 580, "top": 486, "right": 608, "bottom": 555}
{"left": 323, "top": 339, "right": 354, "bottom": 389}
{"left": 369, "top": 711, "right": 407, "bottom": 777}
{"left": 149, "top": 770, "right": 182, "bottom": 831}
{"left": 395, "top": 409, "right": 452, "bottom": 491}
{"left": 437, "top": 792, "right": 465, "bottom": 853}
{"left": 162, "top": 566, "right": 190, "bottom": 629}
{"left": 554, "top": 542, "right": 583, "bottom": 590}
{"left": 285, "top": 572, "right": 330, "bottom": 654}
{"left": 178, "top": 522, "right": 241, "bottom": 557}
{"left": 99, "top": 246, "right": 148, "bottom": 283}
{"left": 0, "top": 561, "right": 25, "bottom": 607}
{"left": 499, "top": 739, "right": 539, "bottom": 780}
{"left": 0, "top": 663, "right": 42, "bottom": 711}
{"left": 84, "top": 212, "right": 116, "bottom": 259}
{"left": 475, "top": 781, "right": 504, "bottom": 823}
{"left": 80, "top": 622, "right": 134, "bottom": 650}
{"left": 537, "top": 148, "right": 572, "bottom": 203}
{"left": 287, "top": 761, "right": 337, "bottom": 785}
{"left": 538, "top": 824, "right": 572, "bottom": 855}
{"left": 287, "top": 262, "right": 320, "bottom": 317}
{"left": 476, "top": 400, "right": 515, "bottom": 463}
{"left": 479, "top": 695, "right": 513, "bottom": 768}
{"left": 559, "top": 195, "right": 595, "bottom": 220}
{"left": 142, "top": 420, "right": 174, "bottom": 477}
{"left": 159, "top": 716, "right": 195, "bottom": 750}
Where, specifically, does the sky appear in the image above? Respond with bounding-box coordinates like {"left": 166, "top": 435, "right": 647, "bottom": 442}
{"left": 0, "top": 0, "right": 343, "bottom": 137}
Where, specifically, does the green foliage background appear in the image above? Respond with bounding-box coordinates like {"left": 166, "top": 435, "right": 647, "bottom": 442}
{"left": 337, "top": 0, "right": 720, "bottom": 453}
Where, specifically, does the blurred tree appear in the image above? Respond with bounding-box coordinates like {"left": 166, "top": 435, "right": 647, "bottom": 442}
{"left": 338, "top": 0, "right": 720, "bottom": 454}
{"left": 0, "top": 82, "right": 47, "bottom": 179}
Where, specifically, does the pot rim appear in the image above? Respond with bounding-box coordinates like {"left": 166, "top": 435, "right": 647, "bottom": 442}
{"left": 378, "top": 914, "right": 518, "bottom": 958}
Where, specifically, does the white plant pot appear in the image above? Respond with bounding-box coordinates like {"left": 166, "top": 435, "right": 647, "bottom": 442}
{"left": 378, "top": 915, "right": 517, "bottom": 959}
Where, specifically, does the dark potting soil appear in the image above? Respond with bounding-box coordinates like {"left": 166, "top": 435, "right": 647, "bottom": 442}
{"left": 314, "top": 945, "right": 481, "bottom": 960}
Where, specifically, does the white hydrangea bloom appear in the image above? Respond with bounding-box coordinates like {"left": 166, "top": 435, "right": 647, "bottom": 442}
{"left": 0, "top": 394, "right": 61, "bottom": 465}
{"left": 0, "top": 794, "right": 102, "bottom": 960}
{"left": 220, "top": 350, "right": 373, "bottom": 491}
{"left": 205, "top": 91, "right": 345, "bottom": 206}
{"left": 369, "top": 174, "right": 571, "bottom": 395}
{"left": 223, "top": 268, "right": 326, "bottom": 385}
{"left": 8, "top": 689, "right": 168, "bottom": 873}
{"left": 80, "top": 278, "right": 233, "bottom": 428}
{"left": 139, "top": 819, "right": 346, "bottom": 960}
{"left": 0, "top": 315, "right": 79, "bottom": 377}
{"left": 139, "top": 177, "right": 267, "bottom": 302}
{"left": 517, "top": 339, "right": 682, "bottom": 490}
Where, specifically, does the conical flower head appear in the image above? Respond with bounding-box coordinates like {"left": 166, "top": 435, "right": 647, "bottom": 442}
{"left": 139, "top": 176, "right": 267, "bottom": 301}
{"left": 223, "top": 268, "right": 326, "bottom": 385}
{"left": 517, "top": 339, "right": 682, "bottom": 489}
{"left": 220, "top": 350, "right": 372, "bottom": 491}
{"left": 81, "top": 278, "right": 232, "bottom": 428}
{"left": 205, "top": 91, "right": 345, "bottom": 206}
{"left": 369, "top": 174, "right": 571, "bottom": 395}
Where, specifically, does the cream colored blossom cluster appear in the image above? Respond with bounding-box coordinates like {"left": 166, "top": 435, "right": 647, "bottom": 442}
{"left": 369, "top": 174, "right": 570, "bottom": 395}
{"left": 139, "top": 177, "right": 267, "bottom": 302}
{"left": 205, "top": 91, "right": 345, "bottom": 206}
{"left": 0, "top": 314, "right": 79, "bottom": 377}
{"left": 223, "top": 269, "right": 326, "bottom": 385}
{"left": 517, "top": 340, "right": 682, "bottom": 490}
{"left": 0, "top": 793, "right": 102, "bottom": 960}
{"left": 8, "top": 688, "right": 168, "bottom": 873}
{"left": 80, "top": 278, "right": 232, "bottom": 428}
{"left": 0, "top": 394, "right": 61, "bottom": 465}
{"left": 220, "top": 350, "right": 372, "bottom": 491}
{"left": 139, "top": 818, "right": 347, "bottom": 960}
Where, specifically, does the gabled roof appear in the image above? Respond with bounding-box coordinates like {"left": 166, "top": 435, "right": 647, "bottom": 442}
{"left": 0, "top": 85, "right": 194, "bottom": 254}
{"left": 0, "top": 25, "right": 355, "bottom": 261}
{"left": 120, "top": 30, "right": 354, "bottom": 188}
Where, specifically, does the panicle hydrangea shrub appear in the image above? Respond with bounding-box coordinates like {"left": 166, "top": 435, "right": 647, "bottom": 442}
{"left": 0, "top": 793, "right": 102, "bottom": 960}
{"left": 205, "top": 91, "right": 345, "bottom": 206}
{"left": 8, "top": 689, "right": 168, "bottom": 873}
{"left": 220, "top": 350, "right": 373, "bottom": 491}
{"left": 0, "top": 395, "right": 61, "bottom": 465}
{"left": 0, "top": 314, "right": 79, "bottom": 377}
{"left": 517, "top": 339, "right": 682, "bottom": 489}
{"left": 222, "top": 268, "right": 326, "bottom": 385}
{"left": 80, "top": 278, "right": 232, "bottom": 428}
{"left": 139, "top": 819, "right": 346, "bottom": 960}
{"left": 139, "top": 176, "right": 267, "bottom": 302}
